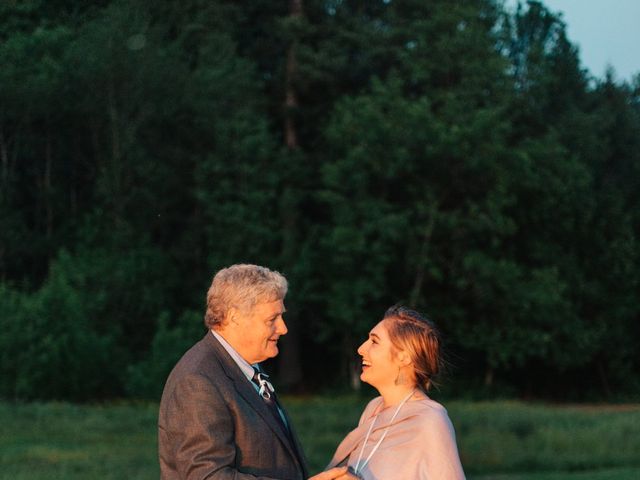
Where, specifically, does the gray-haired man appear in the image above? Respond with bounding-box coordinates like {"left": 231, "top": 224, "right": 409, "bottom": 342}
{"left": 158, "top": 264, "right": 347, "bottom": 480}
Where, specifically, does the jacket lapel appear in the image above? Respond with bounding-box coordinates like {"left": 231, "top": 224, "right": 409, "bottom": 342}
{"left": 203, "top": 333, "right": 305, "bottom": 471}
{"left": 279, "top": 402, "right": 310, "bottom": 478}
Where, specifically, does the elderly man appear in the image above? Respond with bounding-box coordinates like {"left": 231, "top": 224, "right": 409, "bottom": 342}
{"left": 158, "top": 264, "right": 346, "bottom": 480}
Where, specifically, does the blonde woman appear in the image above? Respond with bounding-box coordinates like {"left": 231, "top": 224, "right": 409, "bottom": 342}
{"left": 328, "top": 306, "right": 465, "bottom": 480}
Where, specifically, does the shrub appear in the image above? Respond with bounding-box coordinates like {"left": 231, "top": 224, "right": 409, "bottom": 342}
{"left": 125, "top": 310, "right": 205, "bottom": 399}
{"left": 0, "top": 253, "right": 116, "bottom": 400}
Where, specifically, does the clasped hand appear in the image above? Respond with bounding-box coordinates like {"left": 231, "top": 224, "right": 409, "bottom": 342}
{"left": 309, "top": 466, "right": 359, "bottom": 480}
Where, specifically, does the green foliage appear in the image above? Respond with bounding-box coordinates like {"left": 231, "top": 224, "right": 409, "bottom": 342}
{"left": 125, "top": 311, "right": 205, "bottom": 399}
{"left": 0, "top": 0, "right": 639, "bottom": 399}
{"left": 0, "top": 253, "right": 115, "bottom": 400}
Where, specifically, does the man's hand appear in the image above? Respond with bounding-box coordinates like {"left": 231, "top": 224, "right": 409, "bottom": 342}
{"left": 308, "top": 466, "right": 349, "bottom": 480}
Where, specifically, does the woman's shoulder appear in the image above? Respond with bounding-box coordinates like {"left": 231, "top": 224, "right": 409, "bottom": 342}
{"left": 412, "top": 397, "right": 454, "bottom": 428}
{"left": 416, "top": 396, "right": 448, "bottom": 412}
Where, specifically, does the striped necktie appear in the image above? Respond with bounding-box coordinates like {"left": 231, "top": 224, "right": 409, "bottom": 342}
{"left": 251, "top": 367, "right": 290, "bottom": 433}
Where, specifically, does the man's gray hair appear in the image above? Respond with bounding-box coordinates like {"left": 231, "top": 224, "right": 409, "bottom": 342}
{"left": 204, "top": 264, "right": 288, "bottom": 329}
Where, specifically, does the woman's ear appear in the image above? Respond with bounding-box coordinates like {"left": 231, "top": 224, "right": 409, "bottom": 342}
{"left": 396, "top": 350, "right": 412, "bottom": 367}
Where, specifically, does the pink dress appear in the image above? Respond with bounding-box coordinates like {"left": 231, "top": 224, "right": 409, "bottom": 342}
{"left": 328, "top": 396, "right": 465, "bottom": 480}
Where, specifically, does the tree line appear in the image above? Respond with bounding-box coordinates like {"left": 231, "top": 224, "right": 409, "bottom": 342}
{"left": 1, "top": 0, "right": 638, "bottom": 401}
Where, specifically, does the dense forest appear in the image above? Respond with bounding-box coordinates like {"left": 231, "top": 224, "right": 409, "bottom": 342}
{"left": 1, "top": 0, "right": 638, "bottom": 401}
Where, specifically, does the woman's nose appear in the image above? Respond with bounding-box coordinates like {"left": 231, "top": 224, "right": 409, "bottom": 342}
{"left": 357, "top": 340, "right": 367, "bottom": 356}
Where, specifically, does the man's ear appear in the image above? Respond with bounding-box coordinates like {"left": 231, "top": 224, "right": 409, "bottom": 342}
{"left": 226, "top": 307, "right": 240, "bottom": 326}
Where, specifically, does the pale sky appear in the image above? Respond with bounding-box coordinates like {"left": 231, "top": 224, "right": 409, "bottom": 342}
{"left": 507, "top": 0, "right": 640, "bottom": 82}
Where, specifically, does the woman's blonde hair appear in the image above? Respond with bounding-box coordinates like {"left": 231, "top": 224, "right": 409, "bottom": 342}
{"left": 383, "top": 305, "right": 443, "bottom": 392}
{"left": 204, "top": 264, "right": 287, "bottom": 329}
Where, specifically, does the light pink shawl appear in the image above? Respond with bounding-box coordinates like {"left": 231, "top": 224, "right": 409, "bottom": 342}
{"left": 328, "top": 396, "right": 465, "bottom": 480}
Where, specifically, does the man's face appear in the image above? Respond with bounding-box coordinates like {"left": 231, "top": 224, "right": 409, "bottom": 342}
{"left": 229, "top": 298, "right": 288, "bottom": 364}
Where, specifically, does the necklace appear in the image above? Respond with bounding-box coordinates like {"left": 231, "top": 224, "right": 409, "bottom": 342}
{"left": 352, "top": 389, "right": 416, "bottom": 477}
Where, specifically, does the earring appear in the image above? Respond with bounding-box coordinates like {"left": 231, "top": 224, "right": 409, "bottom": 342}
{"left": 394, "top": 368, "right": 405, "bottom": 386}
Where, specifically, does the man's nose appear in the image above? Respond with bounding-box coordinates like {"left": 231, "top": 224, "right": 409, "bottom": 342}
{"left": 276, "top": 316, "right": 288, "bottom": 335}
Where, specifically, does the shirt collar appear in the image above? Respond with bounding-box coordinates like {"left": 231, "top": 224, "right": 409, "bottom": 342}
{"left": 211, "top": 330, "right": 257, "bottom": 381}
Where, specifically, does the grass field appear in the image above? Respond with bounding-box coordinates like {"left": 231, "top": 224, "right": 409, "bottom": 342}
{"left": 0, "top": 397, "right": 639, "bottom": 479}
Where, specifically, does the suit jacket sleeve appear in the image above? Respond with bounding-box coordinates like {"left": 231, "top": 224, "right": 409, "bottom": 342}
{"left": 159, "top": 371, "right": 283, "bottom": 480}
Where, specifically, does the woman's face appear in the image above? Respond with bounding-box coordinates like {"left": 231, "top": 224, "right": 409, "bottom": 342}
{"left": 357, "top": 320, "right": 402, "bottom": 390}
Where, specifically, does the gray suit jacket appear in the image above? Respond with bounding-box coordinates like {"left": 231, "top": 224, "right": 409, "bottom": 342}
{"left": 158, "top": 333, "right": 309, "bottom": 479}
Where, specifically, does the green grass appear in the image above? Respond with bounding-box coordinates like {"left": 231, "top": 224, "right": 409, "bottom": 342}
{"left": 447, "top": 401, "right": 640, "bottom": 476}
{"left": 471, "top": 468, "right": 640, "bottom": 480}
{"left": 0, "top": 401, "right": 158, "bottom": 479}
{"left": 0, "top": 398, "right": 639, "bottom": 479}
